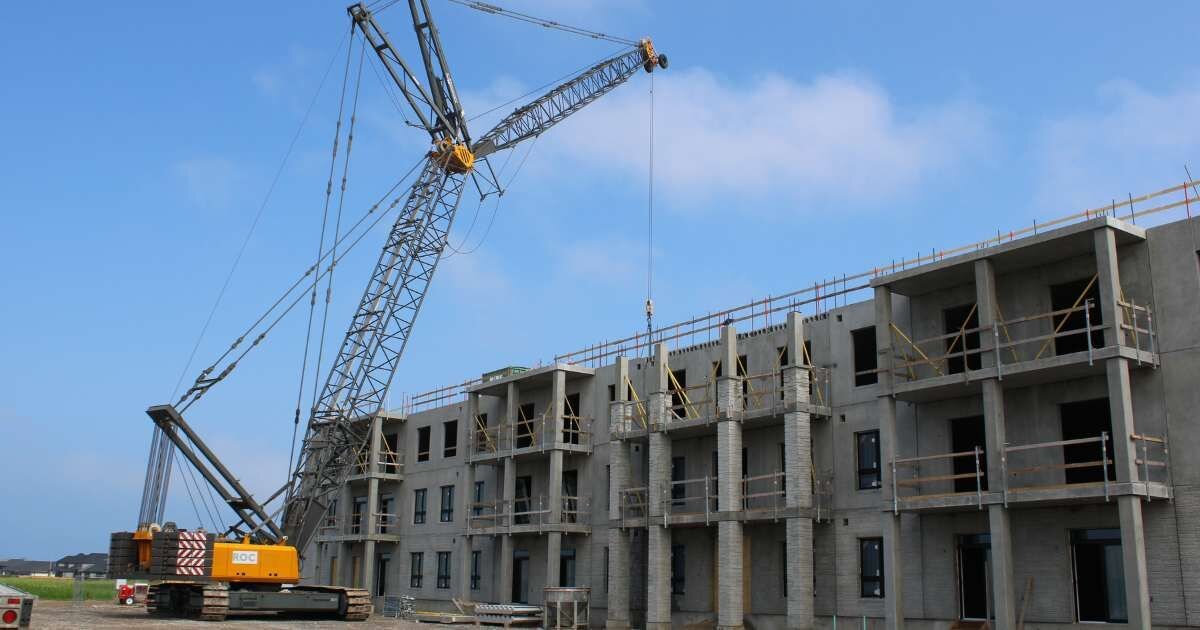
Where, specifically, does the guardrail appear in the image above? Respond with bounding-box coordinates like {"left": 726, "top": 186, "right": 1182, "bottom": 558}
{"left": 467, "top": 496, "right": 592, "bottom": 531}
{"left": 317, "top": 512, "right": 401, "bottom": 537}
{"left": 471, "top": 412, "right": 592, "bottom": 455}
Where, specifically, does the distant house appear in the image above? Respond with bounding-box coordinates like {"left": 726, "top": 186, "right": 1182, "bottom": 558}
{"left": 0, "top": 559, "right": 53, "bottom": 577}
{"left": 52, "top": 553, "right": 108, "bottom": 578}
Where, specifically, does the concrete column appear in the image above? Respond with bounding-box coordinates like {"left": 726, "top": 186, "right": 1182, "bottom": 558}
{"left": 548, "top": 370, "right": 565, "bottom": 525}
{"left": 1107, "top": 356, "right": 1151, "bottom": 629}
{"left": 717, "top": 417, "right": 744, "bottom": 629}
{"left": 783, "top": 309, "right": 814, "bottom": 628}
{"left": 546, "top": 532, "right": 562, "bottom": 588}
{"left": 646, "top": 522, "right": 672, "bottom": 629}
{"left": 610, "top": 441, "right": 630, "bottom": 522}
{"left": 717, "top": 324, "right": 740, "bottom": 417}
{"left": 362, "top": 415, "right": 383, "bottom": 596}
{"left": 646, "top": 343, "right": 672, "bottom": 629}
{"left": 1118, "top": 496, "right": 1152, "bottom": 630}
{"left": 974, "top": 258, "right": 999, "bottom": 368}
{"left": 457, "top": 462, "right": 476, "bottom": 598}
{"left": 875, "top": 286, "right": 905, "bottom": 630}
{"left": 607, "top": 528, "right": 632, "bottom": 628}
{"left": 499, "top": 534, "right": 513, "bottom": 601}
{"left": 786, "top": 518, "right": 813, "bottom": 629}
{"left": 548, "top": 451, "right": 564, "bottom": 525}
{"left": 987, "top": 506, "right": 1016, "bottom": 630}
{"left": 1093, "top": 227, "right": 1123, "bottom": 348}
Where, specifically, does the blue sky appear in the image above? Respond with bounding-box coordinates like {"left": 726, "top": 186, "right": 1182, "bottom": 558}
{"left": 2, "top": 1, "right": 1198, "bottom": 559}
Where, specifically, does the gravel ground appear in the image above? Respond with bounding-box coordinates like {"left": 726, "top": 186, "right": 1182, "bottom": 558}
{"left": 29, "top": 600, "right": 477, "bottom": 629}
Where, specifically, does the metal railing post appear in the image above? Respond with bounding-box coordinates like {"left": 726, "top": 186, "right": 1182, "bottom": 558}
{"left": 993, "top": 322, "right": 1003, "bottom": 380}
{"left": 891, "top": 458, "right": 898, "bottom": 514}
{"left": 1101, "top": 431, "right": 1110, "bottom": 501}
{"left": 1085, "top": 299, "right": 1094, "bottom": 366}
{"left": 1132, "top": 300, "right": 1142, "bottom": 366}
{"left": 1001, "top": 443, "right": 1009, "bottom": 508}
{"left": 974, "top": 446, "right": 983, "bottom": 510}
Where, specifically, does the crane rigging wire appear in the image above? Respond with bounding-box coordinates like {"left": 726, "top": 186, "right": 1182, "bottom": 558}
{"left": 289, "top": 27, "right": 363, "bottom": 494}
{"left": 445, "top": 0, "right": 639, "bottom": 46}
{"left": 176, "top": 158, "right": 425, "bottom": 413}
{"left": 167, "top": 27, "right": 351, "bottom": 403}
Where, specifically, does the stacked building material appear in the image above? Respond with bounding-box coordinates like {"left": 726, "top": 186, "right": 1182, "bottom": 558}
{"left": 150, "top": 530, "right": 214, "bottom": 578}
{"left": 475, "top": 603, "right": 542, "bottom": 627}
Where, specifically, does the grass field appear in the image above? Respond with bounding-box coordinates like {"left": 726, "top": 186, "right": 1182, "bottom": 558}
{"left": 0, "top": 576, "right": 116, "bottom": 600}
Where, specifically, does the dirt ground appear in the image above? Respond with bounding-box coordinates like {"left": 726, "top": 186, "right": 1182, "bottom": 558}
{"left": 29, "top": 600, "right": 477, "bottom": 629}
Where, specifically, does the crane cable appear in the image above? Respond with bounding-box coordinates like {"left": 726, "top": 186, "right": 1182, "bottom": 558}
{"left": 445, "top": 0, "right": 639, "bottom": 46}
{"left": 645, "top": 73, "right": 655, "bottom": 341}
{"left": 288, "top": 25, "right": 360, "bottom": 494}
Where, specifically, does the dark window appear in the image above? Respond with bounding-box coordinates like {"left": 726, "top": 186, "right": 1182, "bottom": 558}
{"left": 856, "top": 431, "right": 881, "bottom": 490}
{"left": 779, "top": 442, "right": 787, "bottom": 492}
{"left": 440, "top": 485, "right": 455, "bottom": 522}
{"left": 1050, "top": 279, "right": 1104, "bottom": 355}
{"left": 781, "top": 541, "right": 788, "bottom": 597}
{"left": 738, "top": 354, "right": 749, "bottom": 402}
{"left": 352, "top": 497, "right": 366, "bottom": 534}
{"left": 852, "top": 327, "right": 878, "bottom": 386}
{"left": 944, "top": 304, "right": 981, "bottom": 373}
{"left": 668, "top": 369, "right": 686, "bottom": 417}
{"left": 562, "top": 470, "right": 579, "bottom": 523}
{"left": 671, "top": 456, "right": 686, "bottom": 506}
{"left": 951, "top": 416, "right": 988, "bottom": 492}
{"left": 470, "top": 550, "right": 481, "bottom": 590}
{"left": 742, "top": 446, "right": 749, "bottom": 479}
{"left": 473, "top": 481, "right": 484, "bottom": 516}
{"left": 413, "top": 488, "right": 427, "bottom": 524}
{"left": 603, "top": 547, "right": 609, "bottom": 593}
{"left": 1060, "top": 398, "right": 1115, "bottom": 484}
{"left": 777, "top": 346, "right": 788, "bottom": 400}
{"left": 436, "top": 551, "right": 451, "bottom": 589}
{"left": 1072, "top": 529, "right": 1126, "bottom": 622}
{"left": 670, "top": 544, "right": 685, "bottom": 595}
{"left": 516, "top": 403, "right": 535, "bottom": 448}
{"left": 378, "top": 495, "right": 394, "bottom": 534}
{"left": 444, "top": 420, "right": 458, "bottom": 458}
{"left": 559, "top": 549, "right": 577, "bottom": 587}
{"left": 564, "top": 392, "right": 582, "bottom": 444}
{"left": 417, "top": 426, "right": 431, "bottom": 462}
{"left": 608, "top": 384, "right": 616, "bottom": 401}
{"left": 410, "top": 552, "right": 423, "bottom": 588}
{"left": 375, "top": 553, "right": 389, "bottom": 596}
{"left": 860, "top": 538, "right": 884, "bottom": 598}
{"left": 515, "top": 476, "right": 532, "bottom": 524}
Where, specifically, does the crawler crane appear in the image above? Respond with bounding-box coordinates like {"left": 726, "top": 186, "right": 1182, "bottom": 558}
{"left": 109, "top": 0, "right": 666, "bottom": 621}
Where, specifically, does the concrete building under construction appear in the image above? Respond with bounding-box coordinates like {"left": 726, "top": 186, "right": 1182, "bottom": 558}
{"left": 305, "top": 185, "right": 1200, "bottom": 630}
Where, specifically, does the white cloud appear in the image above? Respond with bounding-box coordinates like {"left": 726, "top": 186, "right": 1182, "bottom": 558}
{"left": 173, "top": 157, "right": 241, "bottom": 211}
{"left": 540, "top": 68, "right": 990, "bottom": 208}
{"left": 1035, "top": 78, "right": 1200, "bottom": 212}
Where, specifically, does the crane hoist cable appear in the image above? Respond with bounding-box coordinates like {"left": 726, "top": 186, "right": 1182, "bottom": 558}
{"left": 645, "top": 72, "right": 655, "bottom": 340}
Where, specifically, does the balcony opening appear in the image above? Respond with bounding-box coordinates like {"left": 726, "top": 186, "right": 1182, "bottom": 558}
{"left": 669, "top": 369, "right": 687, "bottom": 417}
{"left": 777, "top": 346, "right": 788, "bottom": 401}
{"left": 416, "top": 426, "right": 431, "bottom": 462}
{"left": 516, "top": 402, "right": 535, "bottom": 448}
{"left": 944, "top": 304, "right": 981, "bottom": 373}
{"left": 951, "top": 415, "right": 988, "bottom": 492}
{"left": 958, "top": 534, "right": 992, "bottom": 620}
{"left": 443, "top": 420, "right": 458, "bottom": 458}
{"left": 671, "top": 456, "right": 686, "bottom": 507}
{"left": 352, "top": 496, "right": 366, "bottom": 534}
{"left": 512, "top": 550, "right": 530, "bottom": 603}
{"left": 1050, "top": 279, "right": 1104, "bottom": 356}
{"left": 378, "top": 495, "right": 394, "bottom": 534}
{"left": 738, "top": 354, "right": 749, "bottom": 402}
{"left": 1060, "top": 398, "right": 1115, "bottom": 484}
{"left": 852, "top": 327, "right": 878, "bottom": 386}
{"left": 375, "top": 552, "right": 390, "bottom": 596}
{"left": 515, "top": 475, "right": 532, "bottom": 524}
{"left": 562, "top": 469, "right": 579, "bottom": 523}
{"left": 559, "top": 549, "right": 577, "bottom": 587}
{"left": 383, "top": 433, "right": 399, "bottom": 473}
{"left": 564, "top": 392, "right": 581, "bottom": 444}
{"left": 1072, "top": 528, "right": 1127, "bottom": 623}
